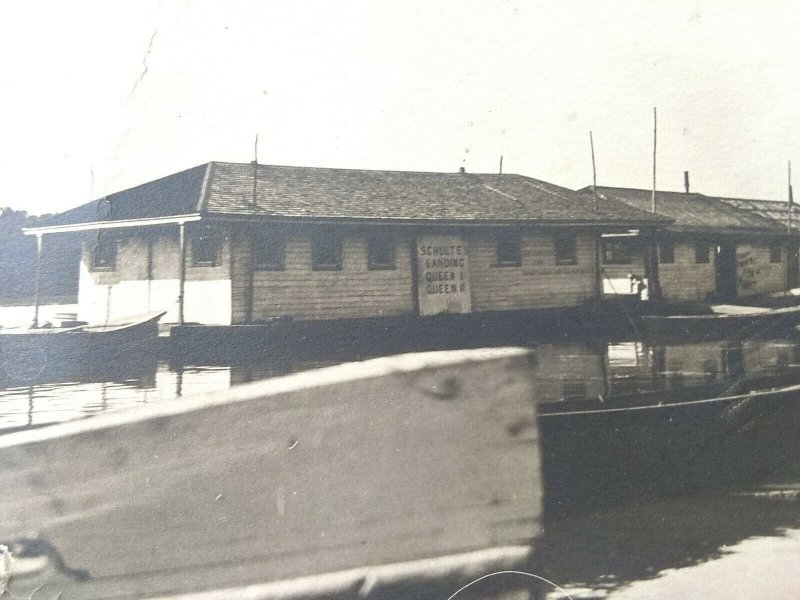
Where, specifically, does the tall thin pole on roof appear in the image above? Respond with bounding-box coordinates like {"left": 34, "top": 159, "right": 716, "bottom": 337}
{"left": 590, "top": 130, "right": 603, "bottom": 300}
{"left": 647, "top": 108, "right": 661, "bottom": 300}
{"left": 789, "top": 160, "right": 794, "bottom": 233}
{"left": 589, "top": 131, "right": 599, "bottom": 214}
{"left": 252, "top": 133, "right": 259, "bottom": 207}
{"left": 499, "top": 155, "right": 503, "bottom": 174}
{"left": 789, "top": 160, "right": 797, "bottom": 291}
{"left": 651, "top": 107, "right": 657, "bottom": 214}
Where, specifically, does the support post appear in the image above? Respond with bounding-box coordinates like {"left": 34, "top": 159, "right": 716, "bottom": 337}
{"left": 245, "top": 229, "right": 255, "bottom": 324}
{"left": 646, "top": 231, "right": 662, "bottom": 301}
{"left": 32, "top": 233, "right": 43, "bottom": 328}
{"left": 178, "top": 222, "right": 186, "bottom": 325}
{"left": 594, "top": 233, "right": 603, "bottom": 300}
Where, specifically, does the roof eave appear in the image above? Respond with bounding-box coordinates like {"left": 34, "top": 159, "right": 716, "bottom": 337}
{"left": 23, "top": 214, "right": 203, "bottom": 235}
{"left": 201, "top": 213, "right": 668, "bottom": 229}
{"left": 663, "top": 226, "right": 790, "bottom": 237}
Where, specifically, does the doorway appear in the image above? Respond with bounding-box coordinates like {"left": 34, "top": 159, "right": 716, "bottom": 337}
{"left": 715, "top": 243, "right": 738, "bottom": 301}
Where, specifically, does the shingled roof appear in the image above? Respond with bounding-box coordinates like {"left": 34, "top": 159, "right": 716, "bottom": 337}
{"left": 33, "top": 162, "right": 669, "bottom": 231}
{"left": 585, "top": 186, "right": 785, "bottom": 235}
{"left": 715, "top": 196, "right": 797, "bottom": 231}
{"left": 38, "top": 163, "right": 208, "bottom": 228}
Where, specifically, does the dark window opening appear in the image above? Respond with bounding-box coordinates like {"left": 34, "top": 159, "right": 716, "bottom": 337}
{"left": 495, "top": 232, "right": 521, "bottom": 267}
{"left": 312, "top": 232, "right": 342, "bottom": 270}
{"left": 90, "top": 234, "right": 116, "bottom": 271}
{"left": 659, "top": 240, "right": 675, "bottom": 264}
{"left": 191, "top": 229, "right": 220, "bottom": 266}
{"left": 770, "top": 242, "right": 783, "bottom": 263}
{"left": 694, "top": 241, "right": 710, "bottom": 264}
{"left": 602, "top": 239, "right": 635, "bottom": 264}
{"left": 255, "top": 231, "right": 285, "bottom": 270}
{"left": 554, "top": 233, "right": 578, "bottom": 266}
{"left": 367, "top": 236, "right": 395, "bottom": 270}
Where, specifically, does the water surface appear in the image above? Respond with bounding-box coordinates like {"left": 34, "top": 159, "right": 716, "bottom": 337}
{"left": 2, "top": 307, "right": 800, "bottom": 598}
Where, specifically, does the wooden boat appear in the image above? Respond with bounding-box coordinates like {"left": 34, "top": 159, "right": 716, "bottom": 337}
{"left": 0, "top": 348, "right": 540, "bottom": 599}
{"left": 0, "top": 312, "right": 165, "bottom": 383}
{"left": 641, "top": 303, "right": 800, "bottom": 338}
{"left": 538, "top": 378, "right": 800, "bottom": 510}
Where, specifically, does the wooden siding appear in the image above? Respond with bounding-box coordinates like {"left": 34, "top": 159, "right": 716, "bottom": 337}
{"left": 659, "top": 240, "right": 790, "bottom": 302}
{"left": 78, "top": 232, "right": 232, "bottom": 325}
{"left": 469, "top": 232, "right": 597, "bottom": 311}
{"left": 736, "top": 242, "right": 787, "bottom": 297}
{"left": 659, "top": 241, "right": 716, "bottom": 302}
{"left": 77, "top": 227, "right": 799, "bottom": 325}
{"left": 243, "top": 234, "right": 415, "bottom": 322}
{"left": 230, "top": 231, "right": 252, "bottom": 324}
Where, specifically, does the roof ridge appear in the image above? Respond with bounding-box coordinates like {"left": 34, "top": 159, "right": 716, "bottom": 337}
{"left": 214, "top": 161, "right": 518, "bottom": 177}
{"left": 89, "top": 162, "right": 211, "bottom": 203}
{"left": 518, "top": 178, "right": 579, "bottom": 203}
{"left": 481, "top": 184, "right": 527, "bottom": 208}
{"left": 596, "top": 185, "right": 786, "bottom": 204}
{"left": 197, "top": 161, "right": 215, "bottom": 213}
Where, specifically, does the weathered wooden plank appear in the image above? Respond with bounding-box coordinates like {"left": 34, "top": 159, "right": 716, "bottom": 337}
{"left": 0, "top": 348, "right": 541, "bottom": 600}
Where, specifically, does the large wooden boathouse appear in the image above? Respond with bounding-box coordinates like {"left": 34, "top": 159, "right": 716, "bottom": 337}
{"left": 25, "top": 162, "right": 668, "bottom": 327}
{"left": 585, "top": 186, "right": 796, "bottom": 302}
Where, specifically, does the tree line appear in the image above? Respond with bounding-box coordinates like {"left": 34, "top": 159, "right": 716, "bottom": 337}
{"left": 0, "top": 208, "right": 80, "bottom": 303}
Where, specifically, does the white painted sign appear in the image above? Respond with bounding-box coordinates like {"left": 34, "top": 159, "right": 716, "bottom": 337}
{"left": 416, "top": 235, "right": 471, "bottom": 315}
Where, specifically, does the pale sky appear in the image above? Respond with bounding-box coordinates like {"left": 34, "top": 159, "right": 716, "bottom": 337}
{"left": 2, "top": 1, "right": 800, "bottom": 215}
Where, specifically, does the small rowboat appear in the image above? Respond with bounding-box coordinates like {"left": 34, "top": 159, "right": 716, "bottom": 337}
{"left": 0, "top": 312, "right": 165, "bottom": 383}
{"left": 538, "top": 378, "right": 800, "bottom": 510}
{"left": 641, "top": 304, "right": 800, "bottom": 338}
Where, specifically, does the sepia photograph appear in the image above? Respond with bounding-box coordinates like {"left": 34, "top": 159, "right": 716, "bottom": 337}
{"left": 1, "top": 1, "right": 800, "bottom": 598}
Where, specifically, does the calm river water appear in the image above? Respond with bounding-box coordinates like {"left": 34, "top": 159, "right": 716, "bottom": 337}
{"left": 2, "top": 304, "right": 800, "bottom": 598}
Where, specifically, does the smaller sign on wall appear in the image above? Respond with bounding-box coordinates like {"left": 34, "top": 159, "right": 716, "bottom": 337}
{"left": 416, "top": 235, "right": 471, "bottom": 316}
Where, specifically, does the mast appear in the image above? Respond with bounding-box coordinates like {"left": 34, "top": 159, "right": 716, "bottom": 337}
{"left": 590, "top": 131, "right": 602, "bottom": 299}
{"left": 651, "top": 107, "right": 657, "bottom": 213}
{"left": 590, "top": 131, "right": 599, "bottom": 214}
{"left": 789, "top": 160, "right": 794, "bottom": 233}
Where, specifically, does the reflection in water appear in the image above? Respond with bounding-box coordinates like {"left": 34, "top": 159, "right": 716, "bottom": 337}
{"left": 2, "top": 333, "right": 800, "bottom": 598}
{"left": 537, "top": 487, "right": 800, "bottom": 598}
{"left": 3, "top": 334, "right": 800, "bottom": 430}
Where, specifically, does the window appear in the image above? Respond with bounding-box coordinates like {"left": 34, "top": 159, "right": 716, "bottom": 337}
{"left": 659, "top": 240, "right": 675, "bottom": 264}
{"left": 312, "top": 231, "right": 342, "bottom": 270}
{"left": 554, "top": 233, "right": 578, "bottom": 266}
{"left": 602, "top": 239, "right": 635, "bottom": 264}
{"left": 694, "top": 241, "right": 710, "bottom": 264}
{"left": 367, "top": 235, "right": 395, "bottom": 270}
{"left": 255, "top": 231, "right": 285, "bottom": 270}
{"left": 770, "top": 242, "right": 783, "bottom": 263}
{"left": 191, "top": 228, "right": 220, "bottom": 266}
{"left": 494, "top": 232, "right": 521, "bottom": 267}
{"left": 90, "top": 234, "right": 116, "bottom": 271}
